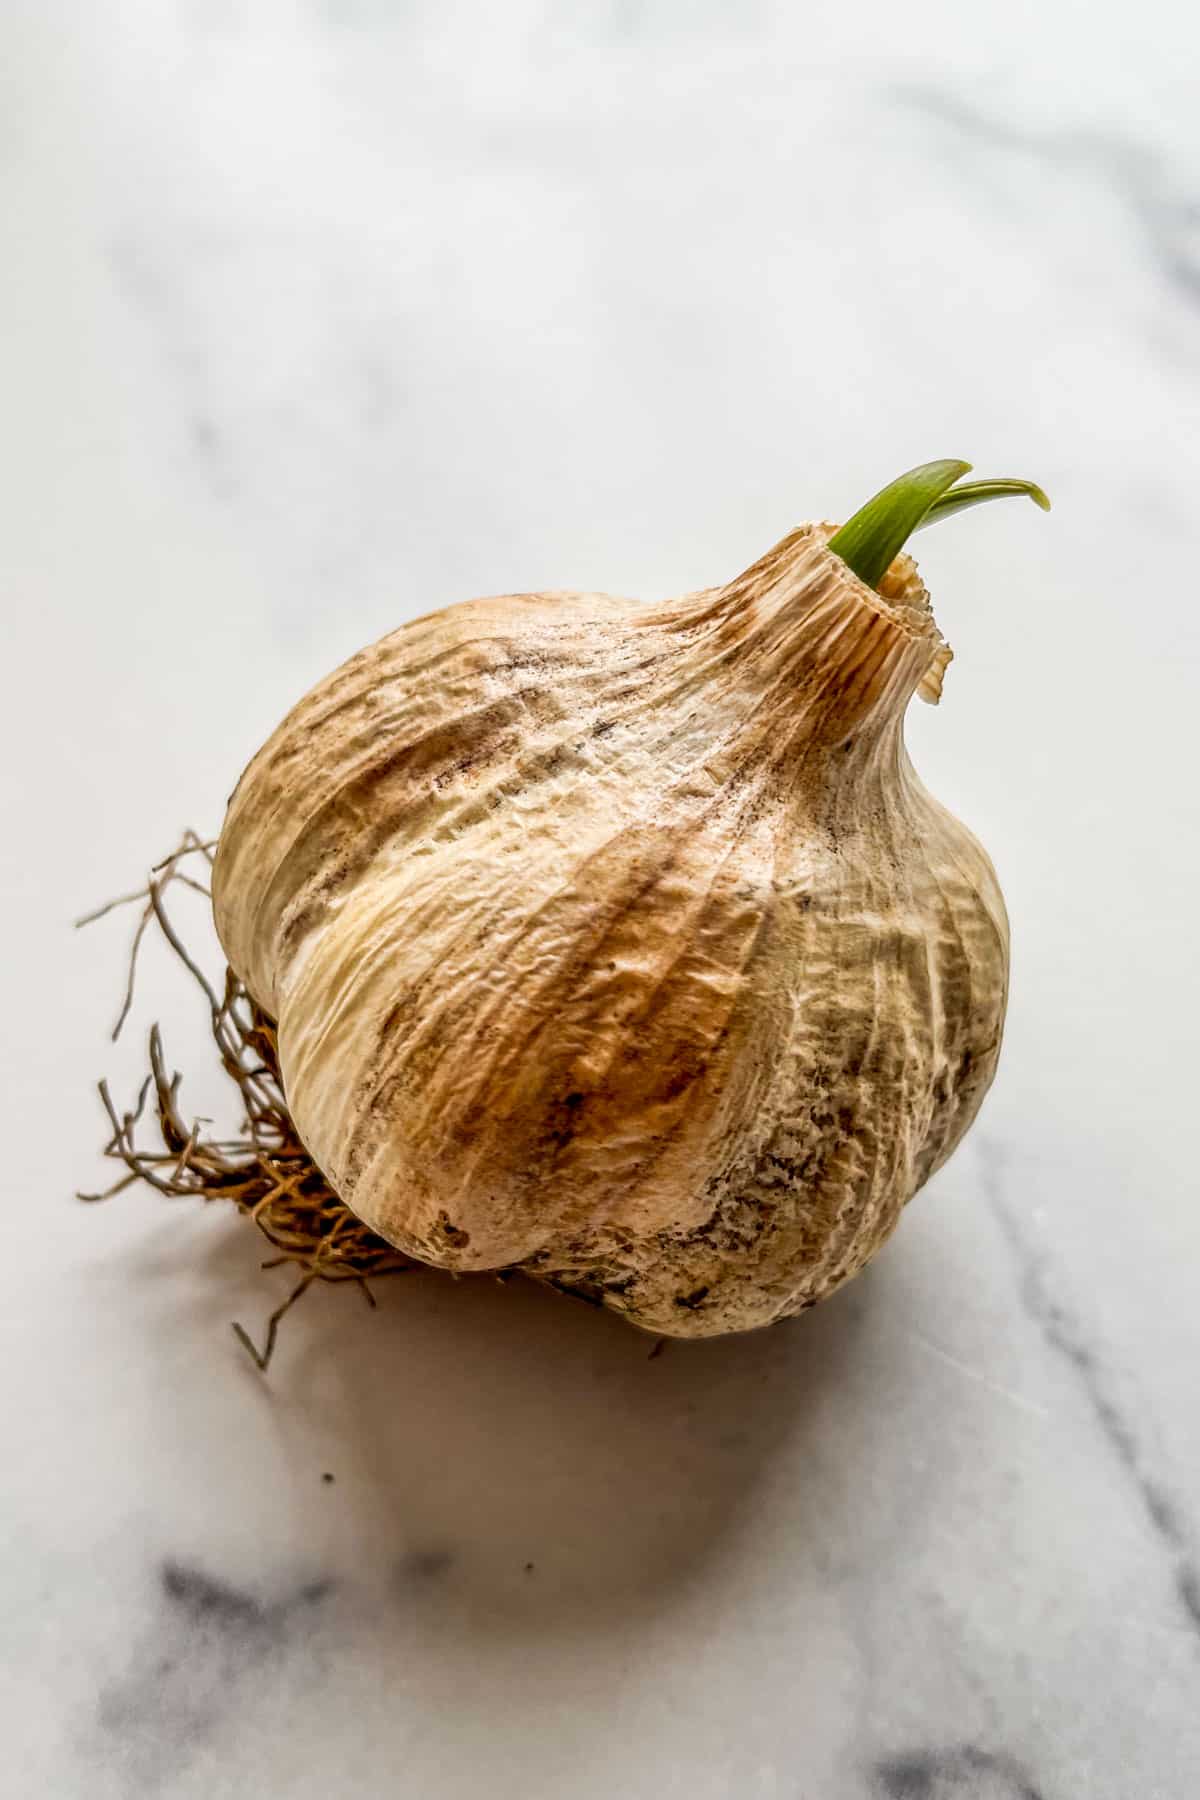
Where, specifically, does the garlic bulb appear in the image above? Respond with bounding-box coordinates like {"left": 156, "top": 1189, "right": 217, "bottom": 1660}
{"left": 213, "top": 463, "right": 1045, "bottom": 1337}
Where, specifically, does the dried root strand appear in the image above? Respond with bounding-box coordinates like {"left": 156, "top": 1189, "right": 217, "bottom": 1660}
{"left": 80, "top": 834, "right": 416, "bottom": 1368}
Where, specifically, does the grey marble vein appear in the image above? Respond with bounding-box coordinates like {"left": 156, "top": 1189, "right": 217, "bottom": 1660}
{"left": 96, "top": 1562, "right": 334, "bottom": 1793}
{"left": 893, "top": 85, "right": 1200, "bottom": 311}
{"left": 982, "top": 1143, "right": 1200, "bottom": 1648}
{"left": 874, "top": 1744, "right": 1045, "bottom": 1800}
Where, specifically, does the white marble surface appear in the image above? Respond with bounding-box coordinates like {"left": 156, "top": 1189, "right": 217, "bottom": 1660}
{"left": 3, "top": 4, "right": 1199, "bottom": 1796}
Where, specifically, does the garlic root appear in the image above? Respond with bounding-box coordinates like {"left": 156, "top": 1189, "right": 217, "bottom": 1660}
{"left": 80, "top": 839, "right": 416, "bottom": 1368}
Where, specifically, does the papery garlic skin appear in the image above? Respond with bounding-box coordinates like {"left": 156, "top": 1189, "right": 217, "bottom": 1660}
{"left": 213, "top": 526, "right": 1007, "bottom": 1337}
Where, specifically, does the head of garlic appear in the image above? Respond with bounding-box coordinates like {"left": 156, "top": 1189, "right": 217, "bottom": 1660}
{"left": 213, "top": 463, "right": 1045, "bottom": 1338}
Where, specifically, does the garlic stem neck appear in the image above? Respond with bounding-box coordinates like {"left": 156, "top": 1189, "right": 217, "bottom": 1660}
{"left": 828, "top": 460, "right": 1050, "bottom": 592}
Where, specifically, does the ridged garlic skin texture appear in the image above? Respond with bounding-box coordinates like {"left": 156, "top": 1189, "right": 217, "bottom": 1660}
{"left": 213, "top": 526, "right": 1008, "bottom": 1337}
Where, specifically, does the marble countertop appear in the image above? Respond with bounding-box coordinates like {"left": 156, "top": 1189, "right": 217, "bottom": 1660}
{"left": 3, "top": 5, "right": 1198, "bottom": 1796}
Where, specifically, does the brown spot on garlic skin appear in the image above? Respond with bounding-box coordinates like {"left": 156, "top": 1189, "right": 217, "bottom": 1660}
{"left": 213, "top": 526, "right": 1006, "bottom": 1336}
{"left": 434, "top": 1211, "right": 471, "bottom": 1250}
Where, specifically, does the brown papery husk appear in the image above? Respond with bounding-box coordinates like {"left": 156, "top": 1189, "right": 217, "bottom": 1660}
{"left": 80, "top": 834, "right": 420, "bottom": 1369}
